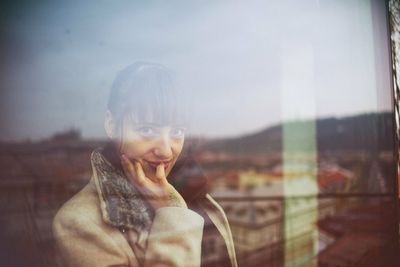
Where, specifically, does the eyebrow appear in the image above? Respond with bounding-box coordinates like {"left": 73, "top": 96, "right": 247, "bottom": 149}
{"left": 127, "top": 113, "right": 186, "bottom": 127}
{"left": 135, "top": 122, "right": 163, "bottom": 127}
{"left": 135, "top": 123, "right": 187, "bottom": 128}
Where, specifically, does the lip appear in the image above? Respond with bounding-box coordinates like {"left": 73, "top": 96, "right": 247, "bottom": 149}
{"left": 144, "top": 160, "right": 172, "bottom": 170}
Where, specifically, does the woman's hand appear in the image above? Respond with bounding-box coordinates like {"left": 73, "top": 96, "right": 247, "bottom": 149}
{"left": 121, "top": 154, "right": 187, "bottom": 210}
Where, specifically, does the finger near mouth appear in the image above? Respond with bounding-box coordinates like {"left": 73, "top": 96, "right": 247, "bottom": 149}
{"left": 145, "top": 161, "right": 170, "bottom": 172}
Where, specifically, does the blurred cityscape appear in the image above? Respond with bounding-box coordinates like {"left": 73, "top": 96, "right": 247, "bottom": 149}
{"left": 0, "top": 112, "right": 398, "bottom": 267}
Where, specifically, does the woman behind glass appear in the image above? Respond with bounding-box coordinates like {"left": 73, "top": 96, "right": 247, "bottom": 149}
{"left": 52, "top": 62, "right": 237, "bottom": 267}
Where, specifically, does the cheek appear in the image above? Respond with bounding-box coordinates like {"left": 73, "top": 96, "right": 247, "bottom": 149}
{"left": 121, "top": 138, "right": 153, "bottom": 159}
{"left": 172, "top": 140, "right": 184, "bottom": 156}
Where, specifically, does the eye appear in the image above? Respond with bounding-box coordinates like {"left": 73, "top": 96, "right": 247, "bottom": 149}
{"left": 136, "top": 126, "right": 158, "bottom": 137}
{"left": 170, "top": 127, "right": 186, "bottom": 139}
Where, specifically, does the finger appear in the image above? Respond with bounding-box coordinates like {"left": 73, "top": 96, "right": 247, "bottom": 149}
{"left": 121, "top": 155, "right": 144, "bottom": 185}
{"left": 156, "top": 163, "right": 167, "bottom": 183}
{"left": 134, "top": 161, "right": 147, "bottom": 184}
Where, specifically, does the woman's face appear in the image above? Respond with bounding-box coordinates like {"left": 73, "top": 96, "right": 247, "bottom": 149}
{"left": 118, "top": 116, "right": 185, "bottom": 181}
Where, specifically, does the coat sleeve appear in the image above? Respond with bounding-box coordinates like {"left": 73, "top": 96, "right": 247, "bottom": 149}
{"left": 52, "top": 212, "right": 131, "bottom": 267}
{"left": 143, "top": 207, "right": 204, "bottom": 267}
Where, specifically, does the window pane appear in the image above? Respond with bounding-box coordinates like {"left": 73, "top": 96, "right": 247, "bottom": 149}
{"left": 0, "top": 0, "right": 398, "bottom": 266}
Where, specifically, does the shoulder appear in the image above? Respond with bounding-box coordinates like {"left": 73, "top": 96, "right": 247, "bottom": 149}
{"left": 53, "top": 180, "right": 102, "bottom": 235}
{"left": 52, "top": 181, "right": 132, "bottom": 266}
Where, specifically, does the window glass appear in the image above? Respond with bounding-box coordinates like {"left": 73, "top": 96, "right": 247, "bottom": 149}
{"left": 0, "top": 0, "right": 398, "bottom": 266}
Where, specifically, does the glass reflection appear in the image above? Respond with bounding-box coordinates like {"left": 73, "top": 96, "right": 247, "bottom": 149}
{"left": 0, "top": 0, "right": 398, "bottom": 266}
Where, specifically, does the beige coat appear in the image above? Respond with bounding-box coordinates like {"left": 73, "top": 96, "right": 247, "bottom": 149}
{"left": 53, "top": 150, "right": 237, "bottom": 267}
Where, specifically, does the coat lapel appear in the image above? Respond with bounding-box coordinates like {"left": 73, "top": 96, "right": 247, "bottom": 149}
{"left": 201, "top": 195, "right": 238, "bottom": 267}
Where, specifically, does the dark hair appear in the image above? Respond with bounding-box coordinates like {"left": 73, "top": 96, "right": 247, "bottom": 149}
{"left": 107, "top": 62, "right": 186, "bottom": 133}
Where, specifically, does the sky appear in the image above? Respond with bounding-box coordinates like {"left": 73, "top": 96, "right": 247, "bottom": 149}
{"left": 0, "top": 0, "right": 393, "bottom": 141}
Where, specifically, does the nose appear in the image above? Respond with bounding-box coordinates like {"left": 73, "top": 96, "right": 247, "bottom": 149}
{"left": 153, "top": 133, "right": 173, "bottom": 159}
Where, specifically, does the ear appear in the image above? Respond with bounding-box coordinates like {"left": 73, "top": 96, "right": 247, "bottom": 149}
{"left": 104, "top": 110, "right": 115, "bottom": 139}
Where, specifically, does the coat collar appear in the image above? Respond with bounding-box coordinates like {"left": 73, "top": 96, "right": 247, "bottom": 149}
{"left": 90, "top": 148, "right": 154, "bottom": 234}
